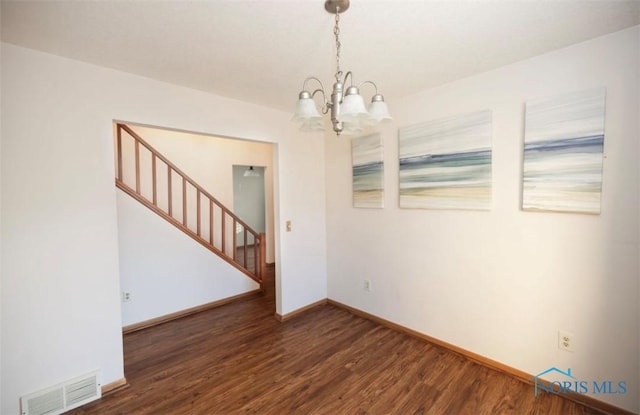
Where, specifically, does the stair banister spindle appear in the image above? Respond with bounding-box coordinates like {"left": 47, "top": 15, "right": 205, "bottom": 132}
{"left": 134, "top": 140, "right": 141, "bottom": 194}
{"left": 253, "top": 234, "right": 259, "bottom": 275}
{"left": 168, "top": 167, "right": 173, "bottom": 217}
{"left": 243, "top": 228, "right": 248, "bottom": 268}
{"left": 117, "top": 125, "right": 123, "bottom": 181}
{"left": 197, "top": 190, "right": 201, "bottom": 237}
{"left": 152, "top": 154, "right": 157, "bottom": 205}
{"left": 221, "top": 210, "right": 226, "bottom": 255}
{"left": 210, "top": 200, "right": 214, "bottom": 245}
{"left": 232, "top": 219, "right": 237, "bottom": 260}
{"left": 182, "top": 177, "right": 187, "bottom": 226}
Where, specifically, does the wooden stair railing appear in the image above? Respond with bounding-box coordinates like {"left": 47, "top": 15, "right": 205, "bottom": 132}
{"left": 115, "top": 123, "right": 266, "bottom": 287}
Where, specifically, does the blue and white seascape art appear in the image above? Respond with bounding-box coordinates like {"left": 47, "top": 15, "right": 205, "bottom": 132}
{"left": 352, "top": 134, "right": 384, "bottom": 208}
{"left": 523, "top": 88, "right": 606, "bottom": 214}
{"left": 398, "top": 110, "right": 492, "bottom": 210}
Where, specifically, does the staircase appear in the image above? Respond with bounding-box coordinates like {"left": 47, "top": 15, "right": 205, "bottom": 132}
{"left": 114, "top": 123, "right": 266, "bottom": 286}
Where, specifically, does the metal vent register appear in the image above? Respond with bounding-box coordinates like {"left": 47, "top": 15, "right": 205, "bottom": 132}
{"left": 20, "top": 370, "right": 101, "bottom": 415}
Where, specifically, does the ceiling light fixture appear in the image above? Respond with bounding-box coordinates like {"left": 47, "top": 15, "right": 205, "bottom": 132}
{"left": 244, "top": 166, "right": 261, "bottom": 177}
{"left": 293, "top": 0, "right": 392, "bottom": 135}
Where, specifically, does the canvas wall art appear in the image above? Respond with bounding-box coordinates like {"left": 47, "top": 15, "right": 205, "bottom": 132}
{"left": 352, "top": 134, "right": 384, "bottom": 208}
{"left": 398, "top": 110, "right": 492, "bottom": 210}
{"left": 522, "top": 87, "right": 606, "bottom": 214}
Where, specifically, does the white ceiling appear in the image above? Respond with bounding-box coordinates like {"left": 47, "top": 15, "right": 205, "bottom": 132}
{"left": 2, "top": 0, "right": 639, "bottom": 112}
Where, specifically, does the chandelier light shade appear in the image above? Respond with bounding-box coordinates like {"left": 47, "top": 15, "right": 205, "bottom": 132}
{"left": 293, "top": 0, "right": 392, "bottom": 135}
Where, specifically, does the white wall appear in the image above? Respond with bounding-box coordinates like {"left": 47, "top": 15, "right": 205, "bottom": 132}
{"left": 117, "top": 190, "right": 259, "bottom": 326}
{"left": 1, "top": 43, "right": 327, "bottom": 415}
{"left": 275, "top": 130, "right": 328, "bottom": 315}
{"left": 326, "top": 27, "right": 639, "bottom": 412}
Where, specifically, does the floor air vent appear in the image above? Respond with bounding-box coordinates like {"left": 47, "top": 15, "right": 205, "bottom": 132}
{"left": 21, "top": 370, "right": 101, "bottom": 415}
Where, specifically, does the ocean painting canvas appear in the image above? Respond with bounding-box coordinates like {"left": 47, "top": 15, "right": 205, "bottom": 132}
{"left": 352, "top": 134, "right": 384, "bottom": 208}
{"left": 523, "top": 88, "right": 606, "bottom": 214}
{"left": 398, "top": 110, "right": 492, "bottom": 210}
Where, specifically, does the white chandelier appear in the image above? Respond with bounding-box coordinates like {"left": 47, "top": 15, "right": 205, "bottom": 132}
{"left": 292, "top": 0, "right": 392, "bottom": 135}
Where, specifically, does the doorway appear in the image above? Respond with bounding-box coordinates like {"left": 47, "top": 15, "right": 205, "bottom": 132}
{"left": 232, "top": 165, "right": 266, "bottom": 237}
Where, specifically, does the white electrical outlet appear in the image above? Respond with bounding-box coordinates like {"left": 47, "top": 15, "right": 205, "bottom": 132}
{"left": 122, "top": 291, "right": 132, "bottom": 303}
{"left": 558, "top": 330, "right": 574, "bottom": 352}
{"left": 363, "top": 279, "right": 372, "bottom": 292}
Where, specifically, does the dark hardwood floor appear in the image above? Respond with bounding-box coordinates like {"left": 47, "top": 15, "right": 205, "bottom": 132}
{"left": 71, "top": 267, "right": 604, "bottom": 414}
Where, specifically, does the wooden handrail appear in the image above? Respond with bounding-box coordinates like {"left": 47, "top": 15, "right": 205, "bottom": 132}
{"left": 118, "top": 124, "right": 258, "bottom": 234}
{"left": 114, "top": 123, "right": 265, "bottom": 285}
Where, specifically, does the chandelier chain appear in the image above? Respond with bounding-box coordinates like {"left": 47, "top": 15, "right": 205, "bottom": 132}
{"left": 334, "top": 7, "right": 342, "bottom": 81}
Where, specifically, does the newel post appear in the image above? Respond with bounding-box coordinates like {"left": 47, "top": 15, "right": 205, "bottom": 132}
{"left": 259, "top": 233, "right": 267, "bottom": 289}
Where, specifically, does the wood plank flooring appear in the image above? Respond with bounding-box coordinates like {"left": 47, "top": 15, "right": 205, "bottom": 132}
{"left": 70, "top": 268, "right": 604, "bottom": 414}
